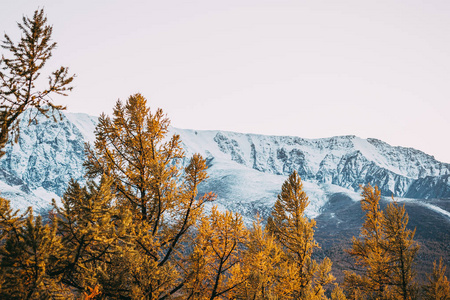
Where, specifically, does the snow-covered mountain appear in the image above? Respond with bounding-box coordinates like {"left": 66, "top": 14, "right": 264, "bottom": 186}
{"left": 0, "top": 111, "right": 97, "bottom": 211}
{"left": 1, "top": 111, "right": 449, "bottom": 223}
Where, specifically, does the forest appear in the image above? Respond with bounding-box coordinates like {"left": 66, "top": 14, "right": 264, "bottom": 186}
{"left": 0, "top": 9, "right": 449, "bottom": 300}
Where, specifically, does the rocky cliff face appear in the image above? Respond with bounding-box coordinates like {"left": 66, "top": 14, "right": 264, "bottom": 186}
{"left": 205, "top": 130, "right": 450, "bottom": 197}
{"left": 405, "top": 174, "right": 450, "bottom": 199}
{"left": 0, "top": 111, "right": 448, "bottom": 217}
{"left": 0, "top": 111, "right": 89, "bottom": 195}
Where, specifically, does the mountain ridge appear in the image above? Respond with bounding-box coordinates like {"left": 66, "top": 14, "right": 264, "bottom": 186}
{"left": 0, "top": 111, "right": 448, "bottom": 221}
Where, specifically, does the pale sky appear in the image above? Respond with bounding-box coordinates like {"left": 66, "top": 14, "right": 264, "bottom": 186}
{"left": 2, "top": 1, "right": 450, "bottom": 163}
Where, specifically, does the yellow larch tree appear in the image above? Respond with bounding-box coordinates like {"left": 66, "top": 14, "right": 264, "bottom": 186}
{"left": 83, "top": 93, "right": 213, "bottom": 298}
{"left": 0, "top": 9, "right": 74, "bottom": 156}
{"left": 183, "top": 206, "right": 248, "bottom": 299}
{"left": 236, "top": 216, "right": 295, "bottom": 299}
{"left": 422, "top": 258, "right": 450, "bottom": 300}
{"left": 345, "top": 185, "right": 422, "bottom": 300}
{"left": 0, "top": 207, "right": 69, "bottom": 299}
{"left": 383, "top": 201, "right": 420, "bottom": 299}
{"left": 344, "top": 184, "right": 391, "bottom": 299}
{"left": 49, "top": 177, "right": 117, "bottom": 298}
{"left": 267, "top": 171, "right": 335, "bottom": 299}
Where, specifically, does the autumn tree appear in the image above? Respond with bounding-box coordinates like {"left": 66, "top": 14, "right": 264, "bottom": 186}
{"left": 267, "top": 171, "right": 335, "bottom": 299}
{"left": 237, "top": 216, "right": 295, "bottom": 299}
{"left": 84, "top": 93, "right": 213, "bottom": 298}
{"left": 330, "top": 285, "right": 348, "bottom": 300}
{"left": 0, "top": 207, "right": 70, "bottom": 299}
{"left": 0, "top": 197, "right": 22, "bottom": 247}
{"left": 383, "top": 201, "right": 420, "bottom": 299}
{"left": 344, "top": 185, "right": 390, "bottom": 299}
{"left": 0, "top": 196, "right": 23, "bottom": 295}
{"left": 0, "top": 9, "right": 74, "bottom": 156}
{"left": 183, "top": 206, "right": 248, "bottom": 299}
{"left": 422, "top": 258, "right": 450, "bottom": 300}
{"left": 49, "top": 177, "right": 117, "bottom": 297}
{"left": 345, "top": 185, "right": 421, "bottom": 300}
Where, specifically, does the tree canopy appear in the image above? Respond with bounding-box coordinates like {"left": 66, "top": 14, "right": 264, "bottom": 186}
{"left": 0, "top": 8, "right": 74, "bottom": 156}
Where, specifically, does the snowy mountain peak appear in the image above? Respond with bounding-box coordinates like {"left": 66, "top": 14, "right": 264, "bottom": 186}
{"left": 0, "top": 112, "right": 449, "bottom": 221}
{"left": 175, "top": 128, "right": 449, "bottom": 180}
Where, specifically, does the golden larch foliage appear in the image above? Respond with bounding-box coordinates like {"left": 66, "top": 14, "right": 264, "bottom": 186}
{"left": 423, "top": 258, "right": 450, "bottom": 300}
{"left": 237, "top": 216, "right": 293, "bottom": 299}
{"left": 82, "top": 93, "right": 213, "bottom": 298}
{"left": 184, "top": 206, "right": 248, "bottom": 299}
{"left": 344, "top": 185, "right": 390, "bottom": 299}
{"left": 0, "top": 9, "right": 74, "bottom": 156}
{"left": 345, "top": 185, "right": 421, "bottom": 300}
{"left": 267, "top": 171, "right": 335, "bottom": 299}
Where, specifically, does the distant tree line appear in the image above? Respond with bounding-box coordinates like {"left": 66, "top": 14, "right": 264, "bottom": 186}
{"left": 0, "top": 9, "right": 449, "bottom": 300}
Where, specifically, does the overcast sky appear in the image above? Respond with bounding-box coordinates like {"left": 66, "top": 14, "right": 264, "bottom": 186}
{"left": 2, "top": 1, "right": 450, "bottom": 162}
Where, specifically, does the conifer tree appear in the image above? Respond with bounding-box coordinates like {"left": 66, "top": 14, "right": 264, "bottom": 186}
{"left": 330, "top": 285, "right": 348, "bottom": 300}
{"left": 84, "top": 93, "right": 213, "bottom": 298}
{"left": 0, "top": 196, "right": 22, "bottom": 245}
{"left": 345, "top": 185, "right": 422, "bottom": 300}
{"left": 50, "top": 177, "right": 117, "bottom": 297}
{"left": 237, "top": 216, "right": 296, "bottom": 299}
{"left": 383, "top": 201, "right": 419, "bottom": 299}
{"left": 0, "top": 196, "right": 23, "bottom": 296}
{"left": 184, "top": 206, "right": 248, "bottom": 299}
{"left": 0, "top": 208, "right": 69, "bottom": 299}
{"left": 422, "top": 258, "right": 450, "bottom": 300}
{"left": 267, "top": 171, "right": 335, "bottom": 299}
{"left": 344, "top": 184, "right": 391, "bottom": 299}
{"left": 0, "top": 9, "right": 74, "bottom": 155}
